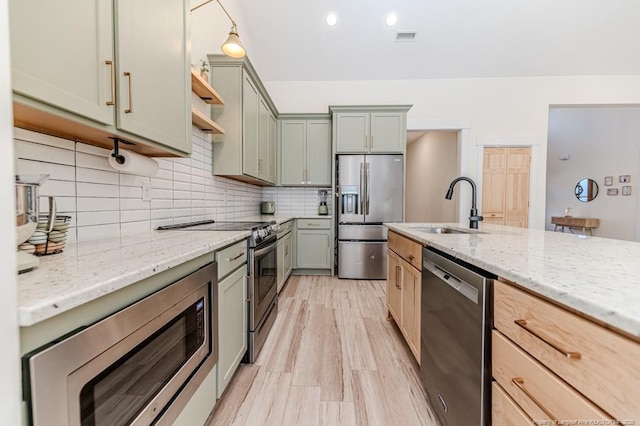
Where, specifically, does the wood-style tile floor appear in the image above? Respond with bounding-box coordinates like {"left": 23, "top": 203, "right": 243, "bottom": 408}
{"left": 208, "top": 275, "right": 437, "bottom": 426}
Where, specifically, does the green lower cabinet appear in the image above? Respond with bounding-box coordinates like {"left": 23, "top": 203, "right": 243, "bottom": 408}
{"left": 216, "top": 265, "right": 247, "bottom": 398}
{"left": 296, "top": 229, "right": 331, "bottom": 269}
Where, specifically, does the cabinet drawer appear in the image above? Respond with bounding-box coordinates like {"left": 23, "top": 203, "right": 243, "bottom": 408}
{"left": 494, "top": 280, "right": 640, "bottom": 421}
{"left": 296, "top": 219, "right": 330, "bottom": 229}
{"left": 492, "top": 381, "right": 534, "bottom": 426}
{"left": 388, "top": 231, "right": 421, "bottom": 270}
{"left": 493, "top": 330, "right": 610, "bottom": 422}
{"left": 215, "top": 239, "right": 247, "bottom": 280}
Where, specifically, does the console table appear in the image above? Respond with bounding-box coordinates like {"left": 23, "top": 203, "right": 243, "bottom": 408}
{"left": 551, "top": 216, "right": 600, "bottom": 235}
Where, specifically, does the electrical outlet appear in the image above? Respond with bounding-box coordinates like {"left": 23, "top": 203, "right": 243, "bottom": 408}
{"left": 142, "top": 180, "right": 151, "bottom": 201}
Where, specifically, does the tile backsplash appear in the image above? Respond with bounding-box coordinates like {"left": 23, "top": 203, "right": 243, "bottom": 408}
{"left": 14, "top": 127, "right": 263, "bottom": 242}
{"left": 262, "top": 187, "right": 333, "bottom": 216}
{"left": 14, "top": 128, "right": 334, "bottom": 243}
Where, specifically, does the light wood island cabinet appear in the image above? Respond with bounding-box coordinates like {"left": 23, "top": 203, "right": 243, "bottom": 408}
{"left": 386, "top": 230, "right": 422, "bottom": 362}
{"left": 492, "top": 279, "right": 640, "bottom": 424}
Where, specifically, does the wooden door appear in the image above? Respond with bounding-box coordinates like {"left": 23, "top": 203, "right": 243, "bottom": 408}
{"left": 505, "top": 148, "right": 530, "bottom": 227}
{"left": 482, "top": 147, "right": 530, "bottom": 228}
{"left": 482, "top": 148, "right": 507, "bottom": 224}
{"left": 400, "top": 258, "right": 421, "bottom": 362}
{"left": 386, "top": 249, "right": 403, "bottom": 323}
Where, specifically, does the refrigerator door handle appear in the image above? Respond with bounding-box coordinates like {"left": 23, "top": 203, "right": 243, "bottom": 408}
{"left": 366, "top": 162, "right": 371, "bottom": 215}
{"left": 360, "top": 162, "right": 364, "bottom": 214}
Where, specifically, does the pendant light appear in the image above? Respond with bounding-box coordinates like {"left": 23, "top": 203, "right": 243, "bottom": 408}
{"left": 191, "top": 0, "right": 246, "bottom": 58}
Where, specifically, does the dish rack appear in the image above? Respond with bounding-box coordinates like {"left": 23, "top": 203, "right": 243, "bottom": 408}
{"left": 18, "top": 215, "right": 71, "bottom": 256}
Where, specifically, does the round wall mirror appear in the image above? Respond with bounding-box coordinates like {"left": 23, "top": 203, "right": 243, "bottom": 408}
{"left": 575, "top": 178, "right": 599, "bottom": 202}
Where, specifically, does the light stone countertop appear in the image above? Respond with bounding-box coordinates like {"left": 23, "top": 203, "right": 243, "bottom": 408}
{"left": 17, "top": 215, "right": 333, "bottom": 327}
{"left": 385, "top": 222, "right": 640, "bottom": 339}
{"left": 17, "top": 229, "right": 250, "bottom": 326}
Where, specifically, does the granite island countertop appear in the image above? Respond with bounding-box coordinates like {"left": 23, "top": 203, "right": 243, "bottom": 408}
{"left": 385, "top": 222, "right": 640, "bottom": 340}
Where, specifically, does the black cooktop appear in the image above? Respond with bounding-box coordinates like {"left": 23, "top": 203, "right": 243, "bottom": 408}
{"left": 157, "top": 220, "right": 266, "bottom": 231}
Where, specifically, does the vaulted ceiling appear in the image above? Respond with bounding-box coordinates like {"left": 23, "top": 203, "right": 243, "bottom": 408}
{"left": 237, "top": 0, "right": 640, "bottom": 82}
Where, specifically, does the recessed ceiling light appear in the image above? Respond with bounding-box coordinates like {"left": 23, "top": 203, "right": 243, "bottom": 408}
{"left": 326, "top": 12, "right": 338, "bottom": 27}
{"left": 385, "top": 13, "right": 398, "bottom": 27}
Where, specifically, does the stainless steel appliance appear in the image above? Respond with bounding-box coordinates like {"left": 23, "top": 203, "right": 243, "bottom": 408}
{"left": 420, "top": 247, "right": 495, "bottom": 426}
{"left": 158, "top": 220, "right": 279, "bottom": 363}
{"left": 16, "top": 174, "right": 55, "bottom": 272}
{"left": 261, "top": 201, "right": 276, "bottom": 214}
{"left": 23, "top": 262, "right": 218, "bottom": 426}
{"left": 337, "top": 154, "right": 404, "bottom": 279}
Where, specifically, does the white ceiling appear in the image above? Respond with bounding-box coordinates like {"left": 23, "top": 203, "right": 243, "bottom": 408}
{"left": 237, "top": 0, "right": 640, "bottom": 82}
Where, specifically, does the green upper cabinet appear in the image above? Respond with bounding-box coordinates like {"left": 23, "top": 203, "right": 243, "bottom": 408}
{"left": 331, "top": 105, "right": 412, "bottom": 154}
{"left": 114, "top": 0, "right": 191, "bottom": 154}
{"left": 10, "top": 0, "right": 115, "bottom": 126}
{"left": 279, "top": 115, "right": 331, "bottom": 186}
{"left": 210, "top": 55, "right": 277, "bottom": 185}
{"left": 9, "top": 0, "right": 191, "bottom": 156}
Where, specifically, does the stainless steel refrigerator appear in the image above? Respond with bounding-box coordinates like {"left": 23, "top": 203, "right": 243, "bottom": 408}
{"left": 337, "top": 154, "right": 404, "bottom": 279}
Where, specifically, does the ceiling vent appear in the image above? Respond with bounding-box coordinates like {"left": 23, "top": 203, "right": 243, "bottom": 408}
{"left": 395, "top": 31, "right": 416, "bottom": 42}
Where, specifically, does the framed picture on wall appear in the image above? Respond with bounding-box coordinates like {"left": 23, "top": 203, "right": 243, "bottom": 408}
{"left": 607, "top": 188, "right": 619, "bottom": 196}
{"left": 604, "top": 176, "right": 613, "bottom": 186}
{"left": 622, "top": 186, "right": 632, "bottom": 196}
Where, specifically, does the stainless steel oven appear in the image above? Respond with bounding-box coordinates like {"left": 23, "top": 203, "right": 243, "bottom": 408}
{"left": 23, "top": 262, "right": 218, "bottom": 426}
{"left": 156, "top": 219, "right": 280, "bottom": 363}
{"left": 247, "top": 237, "right": 277, "bottom": 362}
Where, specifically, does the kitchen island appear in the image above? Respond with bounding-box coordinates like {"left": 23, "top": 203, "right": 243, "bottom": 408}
{"left": 385, "top": 222, "right": 640, "bottom": 423}
{"left": 385, "top": 222, "right": 640, "bottom": 338}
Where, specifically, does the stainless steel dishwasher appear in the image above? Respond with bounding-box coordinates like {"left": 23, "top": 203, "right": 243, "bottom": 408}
{"left": 420, "top": 246, "right": 495, "bottom": 426}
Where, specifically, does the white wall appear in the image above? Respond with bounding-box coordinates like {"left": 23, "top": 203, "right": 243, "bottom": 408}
{"left": 0, "top": 0, "right": 22, "bottom": 421}
{"left": 263, "top": 75, "right": 640, "bottom": 229}
{"left": 405, "top": 131, "right": 459, "bottom": 222}
{"left": 546, "top": 106, "right": 640, "bottom": 241}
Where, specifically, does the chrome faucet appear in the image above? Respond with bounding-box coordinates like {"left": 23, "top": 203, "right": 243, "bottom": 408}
{"left": 445, "top": 177, "right": 484, "bottom": 229}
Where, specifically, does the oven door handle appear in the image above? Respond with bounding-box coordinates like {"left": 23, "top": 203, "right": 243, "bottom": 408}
{"left": 252, "top": 240, "right": 278, "bottom": 257}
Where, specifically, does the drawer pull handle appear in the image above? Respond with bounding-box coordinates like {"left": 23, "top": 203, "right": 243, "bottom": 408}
{"left": 395, "top": 265, "right": 401, "bottom": 289}
{"left": 124, "top": 72, "right": 133, "bottom": 113}
{"left": 228, "top": 252, "right": 245, "bottom": 261}
{"left": 307, "top": 223, "right": 320, "bottom": 227}
{"left": 512, "top": 377, "right": 557, "bottom": 421}
{"left": 514, "top": 319, "right": 581, "bottom": 360}
{"left": 408, "top": 254, "right": 415, "bottom": 261}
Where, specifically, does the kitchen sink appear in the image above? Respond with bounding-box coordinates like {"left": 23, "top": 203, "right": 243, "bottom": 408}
{"left": 410, "top": 227, "right": 482, "bottom": 234}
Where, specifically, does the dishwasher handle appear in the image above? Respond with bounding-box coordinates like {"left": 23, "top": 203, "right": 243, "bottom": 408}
{"left": 423, "top": 258, "right": 479, "bottom": 304}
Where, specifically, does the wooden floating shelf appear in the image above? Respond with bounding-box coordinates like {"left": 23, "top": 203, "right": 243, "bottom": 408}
{"left": 191, "top": 107, "right": 225, "bottom": 134}
{"left": 191, "top": 69, "right": 224, "bottom": 104}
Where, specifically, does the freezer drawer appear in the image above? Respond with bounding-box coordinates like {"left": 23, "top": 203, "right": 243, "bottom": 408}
{"left": 338, "top": 224, "right": 387, "bottom": 240}
{"left": 338, "top": 241, "right": 387, "bottom": 279}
